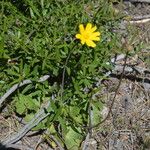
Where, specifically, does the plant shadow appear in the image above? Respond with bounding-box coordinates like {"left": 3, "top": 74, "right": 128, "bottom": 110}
{"left": 0, "top": 143, "right": 19, "bottom": 150}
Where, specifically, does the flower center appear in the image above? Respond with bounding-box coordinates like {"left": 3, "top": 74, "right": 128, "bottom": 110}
{"left": 83, "top": 32, "right": 90, "bottom": 39}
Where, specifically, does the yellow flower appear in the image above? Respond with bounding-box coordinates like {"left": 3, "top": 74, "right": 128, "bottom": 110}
{"left": 75, "top": 23, "right": 100, "bottom": 48}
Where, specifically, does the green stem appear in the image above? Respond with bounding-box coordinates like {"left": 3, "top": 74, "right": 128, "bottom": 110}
{"left": 60, "top": 44, "right": 76, "bottom": 101}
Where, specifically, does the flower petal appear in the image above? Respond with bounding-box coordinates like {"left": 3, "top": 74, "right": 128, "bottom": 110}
{"left": 85, "top": 23, "right": 92, "bottom": 31}
{"left": 91, "top": 32, "right": 100, "bottom": 37}
{"left": 81, "top": 40, "right": 85, "bottom": 45}
{"left": 91, "top": 36, "right": 100, "bottom": 41}
{"left": 76, "top": 23, "right": 100, "bottom": 47}
{"left": 86, "top": 40, "right": 96, "bottom": 47}
{"left": 80, "top": 36, "right": 86, "bottom": 45}
{"left": 79, "top": 24, "right": 84, "bottom": 34}
{"left": 91, "top": 26, "right": 97, "bottom": 33}
{"left": 89, "top": 32, "right": 100, "bottom": 41}
{"left": 75, "top": 34, "right": 82, "bottom": 39}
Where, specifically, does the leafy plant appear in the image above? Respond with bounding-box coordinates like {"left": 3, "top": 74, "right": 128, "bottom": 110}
{"left": 0, "top": 0, "right": 122, "bottom": 149}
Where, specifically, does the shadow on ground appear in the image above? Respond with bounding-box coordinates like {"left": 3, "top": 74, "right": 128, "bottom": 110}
{"left": 0, "top": 143, "right": 19, "bottom": 150}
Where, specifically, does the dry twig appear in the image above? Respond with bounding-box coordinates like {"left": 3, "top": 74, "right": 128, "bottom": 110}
{"left": 88, "top": 53, "right": 129, "bottom": 129}
{"left": 131, "top": 14, "right": 150, "bottom": 20}
{"left": 129, "top": 18, "right": 150, "bottom": 24}
{"left": 128, "top": 0, "right": 150, "bottom": 3}
{"left": 0, "top": 75, "right": 50, "bottom": 107}
{"left": 2, "top": 101, "right": 50, "bottom": 145}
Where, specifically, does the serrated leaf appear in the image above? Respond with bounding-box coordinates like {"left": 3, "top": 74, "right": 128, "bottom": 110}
{"left": 6, "top": 69, "right": 20, "bottom": 77}
{"left": 15, "top": 96, "right": 26, "bottom": 115}
{"left": 70, "top": 106, "right": 80, "bottom": 117}
{"left": 25, "top": 97, "right": 39, "bottom": 111}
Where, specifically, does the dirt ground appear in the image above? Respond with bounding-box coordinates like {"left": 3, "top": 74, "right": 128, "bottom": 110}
{"left": 91, "top": 1, "right": 150, "bottom": 150}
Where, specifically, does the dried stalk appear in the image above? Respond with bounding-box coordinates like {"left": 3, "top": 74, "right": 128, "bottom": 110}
{"left": 2, "top": 101, "right": 50, "bottom": 145}
{"left": 88, "top": 53, "right": 129, "bottom": 129}
{"left": 0, "top": 75, "right": 50, "bottom": 107}
{"left": 128, "top": 0, "right": 150, "bottom": 3}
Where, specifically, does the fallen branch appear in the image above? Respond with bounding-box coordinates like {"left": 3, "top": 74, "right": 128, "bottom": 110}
{"left": 111, "top": 54, "right": 150, "bottom": 79}
{"left": 114, "top": 64, "right": 150, "bottom": 75}
{"left": 0, "top": 75, "right": 50, "bottom": 107}
{"left": 128, "top": 0, "right": 150, "bottom": 3}
{"left": 129, "top": 18, "right": 150, "bottom": 24}
{"left": 131, "top": 14, "right": 150, "bottom": 20}
{"left": 81, "top": 133, "right": 90, "bottom": 150}
{"left": 2, "top": 101, "right": 50, "bottom": 145}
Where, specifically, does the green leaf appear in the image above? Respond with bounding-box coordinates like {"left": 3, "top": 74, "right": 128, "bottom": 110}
{"left": 23, "top": 64, "right": 30, "bottom": 77}
{"left": 15, "top": 96, "right": 26, "bottom": 115}
{"left": 24, "top": 113, "right": 34, "bottom": 122}
{"left": 49, "top": 124, "right": 56, "bottom": 134}
{"left": 22, "top": 84, "right": 33, "bottom": 94}
{"left": 69, "top": 106, "right": 80, "bottom": 117}
{"left": 16, "top": 103, "right": 26, "bottom": 115}
{"left": 27, "top": 0, "right": 40, "bottom": 18}
{"left": 6, "top": 69, "right": 20, "bottom": 77}
{"left": 32, "top": 120, "right": 47, "bottom": 130}
{"left": 66, "top": 67, "right": 71, "bottom": 75}
{"left": 58, "top": 116, "right": 68, "bottom": 136}
{"left": 65, "top": 126, "right": 82, "bottom": 150}
{"left": 25, "top": 97, "right": 39, "bottom": 111}
{"left": 91, "top": 103, "right": 102, "bottom": 125}
{"left": 92, "top": 100, "right": 103, "bottom": 111}
{"left": 74, "top": 116, "right": 83, "bottom": 124}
